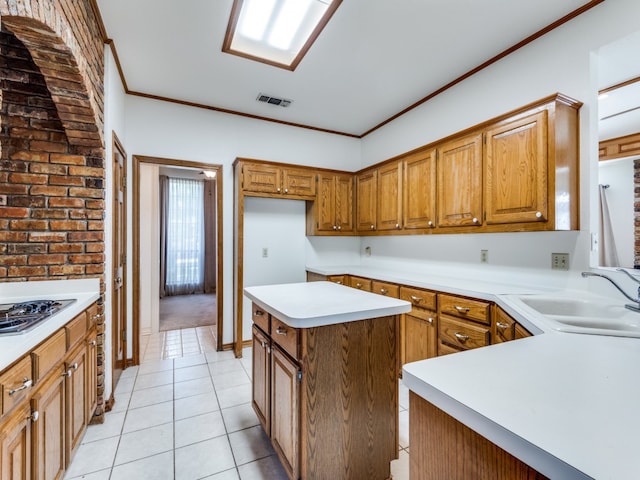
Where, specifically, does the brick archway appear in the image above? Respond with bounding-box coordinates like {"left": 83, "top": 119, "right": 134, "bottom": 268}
{"left": 1, "top": 15, "right": 103, "bottom": 148}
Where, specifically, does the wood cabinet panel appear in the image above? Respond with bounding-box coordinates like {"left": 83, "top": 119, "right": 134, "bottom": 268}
{"left": 31, "top": 330, "right": 66, "bottom": 384}
{"left": 242, "top": 163, "right": 281, "bottom": 194}
{"left": 327, "top": 275, "right": 346, "bottom": 285}
{"left": 85, "top": 331, "right": 97, "bottom": 422}
{"left": 437, "top": 134, "right": 483, "bottom": 228}
{"left": 31, "top": 365, "right": 65, "bottom": 480}
{"left": 65, "top": 344, "right": 87, "bottom": 464}
{"left": 404, "top": 312, "right": 437, "bottom": 364}
{"left": 251, "top": 303, "right": 269, "bottom": 335}
{"left": 439, "top": 315, "right": 490, "bottom": 351}
{"left": 271, "top": 318, "right": 299, "bottom": 361}
{"left": 0, "top": 357, "right": 33, "bottom": 417}
{"left": 335, "top": 174, "right": 354, "bottom": 232}
{"left": 65, "top": 313, "right": 87, "bottom": 351}
{"left": 0, "top": 402, "right": 31, "bottom": 480}
{"left": 251, "top": 326, "right": 270, "bottom": 436}
{"left": 313, "top": 173, "right": 353, "bottom": 233}
{"left": 403, "top": 149, "right": 436, "bottom": 229}
{"left": 371, "top": 280, "right": 399, "bottom": 298}
{"left": 376, "top": 161, "right": 402, "bottom": 231}
{"left": 356, "top": 170, "right": 377, "bottom": 232}
{"left": 438, "top": 294, "right": 491, "bottom": 325}
{"left": 348, "top": 276, "right": 372, "bottom": 291}
{"left": 485, "top": 110, "right": 548, "bottom": 225}
{"left": 282, "top": 169, "right": 315, "bottom": 197}
{"left": 400, "top": 286, "right": 437, "bottom": 310}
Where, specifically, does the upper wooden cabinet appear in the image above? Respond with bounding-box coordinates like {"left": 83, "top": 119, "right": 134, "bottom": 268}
{"left": 356, "top": 170, "right": 378, "bottom": 232}
{"left": 437, "top": 133, "right": 483, "bottom": 228}
{"left": 484, "top": 110, "right": 548, "bottom": 225}
{"left": 376, "top": 161, "right": 403, "bottom": 231}
{"left": 403, "top": 149, "right": 436, "bottom": 230}
{"left": 242, "top": 162, "right": 316, "bottom": 199}
{"left": 312, "top": 173, "right": 353, "bottom": 234}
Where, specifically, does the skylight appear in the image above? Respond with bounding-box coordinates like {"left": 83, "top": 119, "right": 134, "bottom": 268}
{"left": 223, "top": 0, "right": 341, "bottom": 70}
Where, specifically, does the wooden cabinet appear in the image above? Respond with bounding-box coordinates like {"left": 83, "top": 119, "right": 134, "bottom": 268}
{"left": 437, "top": 133, "right": 483, "bottom": 228}
{"left": 0, "top": 301, "right": 98, "bottom": 480}
{"left": 437, "top": 293, "right": 491, "bottom": 355}
{"left": 311, "top": 173, "right": 353, "bottom": 233}
{"left": 493, "top": 306, "right": 532, "bottom": 343}
{"left": 327, "top": 274, "right": 347, "bottom": 285}
{"left": 251, "top": 303, "right": 399, "bottom": 480}
{"left": 400, "top": 286, "right": 438, "bottom": 365}
{"left": 376, "top": 161, "right": 403, "bottom": 231}
{"left": 356, "top": 170, "right": 377, "bottom": 232}
{"left": 371, "top": 280, "right": 399, "bottom": 298}
{"left": 484, "top": 110, "right": 548, "bottom": 225}
{"left": 403, "top": 149, "right": 436, "bottom": 230}
{"left": 348, "top": 275, "right": 372, "bottom": 291}
{"left": 241, "top": 162, "right": 315, "bottom": 199}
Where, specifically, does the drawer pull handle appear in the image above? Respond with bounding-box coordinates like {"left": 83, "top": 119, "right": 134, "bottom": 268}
{"left": 254, "top": 310, "right": 264, "bottom": 316}
{"left": 89, "top": 340, "right": 97, "bottom": 346}
{"left": 410, "top": 295, "right": 423, "bottom": 304}
{"left": 380, "top": 288, "right": 388, "bottom": 295}
{"left": 93, "top": 313, "right": 103, "bottom": 320}
{"left": 454, "top": 305, "right": 470, "bottom": 313}
{"left": 356, "top": 283, "right": 363, "bottom": 289}
{"left": 29, "top": 410, "right": 39, "bottom": 423}
{"left": 9, "top": 378, "right": 32, "bottom": 396}
{"left": 427, "top": 317, "right": 434, "bottom": 324}
{"left": 496, "top": 322, "right": 510, "bottom": 330}
{"left": 335, "top": 281, "right": 342, "bottom": 285}
{"left": 275, "top": 326, "right": 288, "bottom": 336}
{"left": 454, "top": 332, "right": 469, "bottom": 342}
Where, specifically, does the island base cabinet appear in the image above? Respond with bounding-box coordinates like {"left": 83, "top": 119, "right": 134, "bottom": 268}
{"left": 271, "top": 347, "right": 299, "bottom": 480}
{"left": 409, "top": 392, "right": 548, "bottom": 480}
{"left": 0, "top": 403, "right": 32, "bottom": 480}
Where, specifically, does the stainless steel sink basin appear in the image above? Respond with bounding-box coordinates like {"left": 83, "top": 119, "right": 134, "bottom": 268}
{"left": 509, "top": 294, "right": 640, "bottom": 338}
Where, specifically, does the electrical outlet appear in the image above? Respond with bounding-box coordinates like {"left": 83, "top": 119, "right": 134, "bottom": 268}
{"left": 364, "top": 246, "right": 371, "bottom": 257}
{"left": 551, "top": 253, "right": 569, "bottom": 270}
{"left": 480, "top": 249, "right": 488, "bottom": 263}
{"left": 262, "top": 248, "right": 268, "bottom": 258}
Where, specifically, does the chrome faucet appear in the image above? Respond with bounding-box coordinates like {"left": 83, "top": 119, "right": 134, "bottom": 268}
{"left": 581, "top": 269, "right": 640, "bottom": 312}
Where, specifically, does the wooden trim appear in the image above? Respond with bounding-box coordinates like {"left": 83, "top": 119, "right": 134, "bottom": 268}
{"left": 222, "top": 0, "right": 343, "bottom": 71}
{"left": 132, "top": 156, "right": 225, "bottom": 357}
{"left": 361, "top": 0, "right": 604, "bottom": 137}
{"left": 599, "top": 132, "right": 640, "bottom": 161}
{"left": 232, "top": 156, "right": 357, "bottom": 174}
{"left": 105, "top": 40, "right": 130, "bottom": 92}
{"left": 599, "top": 75, "right": 640, "bottom": 95}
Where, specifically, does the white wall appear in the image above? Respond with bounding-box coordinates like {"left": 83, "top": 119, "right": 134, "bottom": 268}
{"left": 598, "top": 157, "right": 635, "bottom": 268}
{"left": 359, "top": 0, "right": 640, "bottom": 280}
{"left": 103, "top": 45, "right": 127, "bottom": 402}
{"left": 123, "top": 96, "right": 362, "bottom": 345}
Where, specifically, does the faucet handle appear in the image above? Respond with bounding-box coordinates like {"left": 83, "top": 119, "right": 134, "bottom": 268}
{"left": 616, "top": 268, "right": 640, "bottom": 284}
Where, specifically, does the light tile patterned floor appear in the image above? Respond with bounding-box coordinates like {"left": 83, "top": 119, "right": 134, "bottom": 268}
{"left": 63, "top": 327, "right": 410, "bottom": 480}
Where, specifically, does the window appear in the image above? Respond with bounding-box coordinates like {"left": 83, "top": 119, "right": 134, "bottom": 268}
{"left": 223, "top": 0, "right": 342, "bottom": 70}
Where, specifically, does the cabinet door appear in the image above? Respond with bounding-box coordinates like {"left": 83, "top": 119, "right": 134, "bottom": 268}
{"left": 65, "top": 344, "right": 87, "bottom": 464}
{"left": 242, "top": 163, "right": 281, "bottom": 194}
{"left": 86, "top": 331, "right": 97, "bottom": 422}
{"left": 403, "top": 149, "right": 436, "bottom": 229}
{"left": 0, "top": 403, "right": 31, "bottom": 480}
{"left": 252, "top": 326, "right": 270, "bottom": 435}
{"left": 437, "top": 134, "right": 483, "bottom": 227}
{"left": 356, "top": 170, "right": 377, "bottom": 232}
{"left": 31, "top": 367, "right": 65, "bottom": 480}
{"left": 335, "top": 174, "right": 353, "bottom": 232}
{"left": 270, "top": 346, "right": 300, "bottom": 480}
{"left": 315, "top": 174, "right": 336, "bottom": 231}
{"left": 493, "top": 306, "right": 516, "bottom": 344}
{"left": 282, "top": 168, "right": 316, "bottom": 197}
{"left": 484, "top": 110, "right": 548, "bottom": 224}
{"left": 404, "top": 310, "right": 438, "bottom": 364}
{"left": 377, "top": 161, "right": 403, "bottom": 231}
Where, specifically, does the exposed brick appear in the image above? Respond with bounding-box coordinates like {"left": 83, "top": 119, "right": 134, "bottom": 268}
{"left": 8, "top": 265, "right": 47, "bottom": 277}
{"left": 30, "top": 185, "right": 68, "bottom": 196}
{"left": 9, "top": 219, "right": 48, "bottom": 230}
{"left": 0, "top": 231, "right": 28, "bottom": 242}
{"left": 49, "top": 175, "right": 83, "bottom": 186}
{"left": 85, "top": 242, "right": 103, "bottom": 253}
{"left": 28, "top": 232, "right": 67, "bottom": 242}
{"left": 0, "top": 206, "right": 28, "bottom": 217}
{"left": 8, "top": 243, "right": 44, "bottom": 254}
{"left": 68, "top": 231, "right": 102, "bottom": 242}
{"left": 29, "top": 163, "right": 66, "bottom": 174}
{"left": 0, "top": 255, "right": 27, "bottom": 265}
{"left": 49, "top": 243, "right": 82, "bottom": 253}
{"left": 49, "top": 264, "right": 84, "bottom": 276}
{"left": 29, "top": 139, "right": 67, "bottom": 152}
{"left": 69, "top": 253, "right": 103, "bottom": 264}
{"left": 85, "top": 264, "right": 103, "bottom": 275}
{"left": 11, "top": 196, "right": 46, "bottom": 208}
{"left": 85, "top": 199, "right": 104, "bottom": 210}
{"left": 68, "top": 165, "right": 101, "bottom": 177}
{"left": 28, "top": 253, "right": 65, "bottom": 265}
{"left": 9, "top": 127, "right": 49, "bottom": 140}
{"left": 69, "top": 187, "right": 102, "bottom": 198}
{"left": 49, "top": 197, "right": 84, "bottom": 208}
{"left": 49, "top": 153, "right": 84, "bottom": 164}
{"left": 31, "top": 209, "right": 68, "bottom": 219}
{"left": 9, "top": 150, "right": 49, "bottom": 161}
{"left": 50, "top": 219, "right": 86, "bottom": 231}
{"left": 0, "top": 184, "right": 29, "bottom": 195}
{"left": 8, "top": 172, "right": 48, "bottom": 184}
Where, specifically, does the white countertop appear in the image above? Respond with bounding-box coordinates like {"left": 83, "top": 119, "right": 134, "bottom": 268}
{"left": 0, "top": 279, "right": 101, "bottom": 371}
{"left": 403, "top": 334, "right": 640, "bottom": 480}
{"left": 244, "top": 281, "right": 411, "bottom": 328}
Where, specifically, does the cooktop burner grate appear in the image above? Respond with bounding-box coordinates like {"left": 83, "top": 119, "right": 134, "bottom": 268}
{"left": 0, "top": 299, "right": 76, "bottom": 335}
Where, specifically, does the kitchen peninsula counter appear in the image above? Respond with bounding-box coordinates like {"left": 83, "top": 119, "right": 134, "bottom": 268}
{"left": 244, "top": 281, "right": 411, "bottom": 480}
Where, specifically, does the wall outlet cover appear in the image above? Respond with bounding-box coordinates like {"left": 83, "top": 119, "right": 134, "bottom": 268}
{"left": 551, "top": 252, "right": 569, "bottom": 270}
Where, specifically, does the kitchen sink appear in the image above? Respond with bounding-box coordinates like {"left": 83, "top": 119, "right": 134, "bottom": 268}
{"left": 508, "top": 294, "right": 640, "bottom": 338}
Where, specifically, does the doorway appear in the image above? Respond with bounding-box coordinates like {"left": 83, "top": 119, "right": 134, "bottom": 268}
{"left": 132, "top": 156, "right": 224, "bottom": 365}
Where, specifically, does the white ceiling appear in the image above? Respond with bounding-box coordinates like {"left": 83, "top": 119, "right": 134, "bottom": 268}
{"left": 96, "top": 0, "right": 596, "bottom": 137}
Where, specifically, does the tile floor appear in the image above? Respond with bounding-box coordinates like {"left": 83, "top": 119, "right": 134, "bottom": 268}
{"left": 63, "top": 327, "right": 411, "bottom": 480}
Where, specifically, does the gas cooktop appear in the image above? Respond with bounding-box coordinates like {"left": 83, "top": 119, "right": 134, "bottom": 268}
{"left": 0, "top": 299, "right": 76, "bottom": 335}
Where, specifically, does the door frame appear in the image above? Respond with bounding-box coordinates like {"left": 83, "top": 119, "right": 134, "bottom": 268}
{"left": 132, "top": 155, "right": 224, "bottom": 364}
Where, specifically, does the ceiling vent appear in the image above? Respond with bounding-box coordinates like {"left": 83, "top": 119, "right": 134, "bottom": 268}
{"left": 256, "top": 93, "right": 293, "bottom": 108}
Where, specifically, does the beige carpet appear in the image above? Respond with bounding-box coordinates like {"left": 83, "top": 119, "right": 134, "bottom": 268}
{"left": 159, "top": 293, "right": 216, "bottom": 331}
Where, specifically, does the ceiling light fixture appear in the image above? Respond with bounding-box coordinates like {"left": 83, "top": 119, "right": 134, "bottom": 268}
{"left": 223, "top": 0, "right": 342, "bottom": 70}
{"left": 200, "top": 170, "right": 217, "bottom": 178}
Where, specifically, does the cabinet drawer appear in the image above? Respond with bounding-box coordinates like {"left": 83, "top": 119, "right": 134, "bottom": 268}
{"left": 439, "top": 315, "right": 490, "bottom": 351}
{"left": 371, "top": 280, "right": 399, "bottom": 298}
{"left": 438, "top": 294, "right": 491, "bottom": 325}
{"left": 493, "top": 307, "right": 516, "bottom": 343}
{"left": 400, "top": 286, "right": 436, "bottom": 310}
{"left": 437, "top": 340, "right": 462, "bottom": 357}
{"left": 86, "top": 302, "right": 100, "bottom": 329}
{"left": 66, "top": 312, "right": 88, "bottom": 350}
{"left": 327, "top": 275, "right": 346, "bottom": 285}
{"left": 271, "top": 317, "right": 299, "bottom": 360}
{"left": 252, "top": 303, "right": 270, "bottom": 334}
{"left": 349, "top": 276, "right": 372, "bottom": 291}
{"left": 32, "top": 329, "right": 66, "bottom": 383}
{"left": 0, "top": 356, "right": 33, "bottom": 416}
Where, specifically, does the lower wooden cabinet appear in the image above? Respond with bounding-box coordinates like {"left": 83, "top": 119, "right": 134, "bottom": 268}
{"left": 0, "top": 402, "right": 32, "bottom": 480}
{"left": 65, "top": 342, "right": 88, "bottom": 465}
{"left": 251, "top": 326, "right": 271, "bottom": 436}
{"left": 400, "top": 287, "right": 438, "bottom": 366}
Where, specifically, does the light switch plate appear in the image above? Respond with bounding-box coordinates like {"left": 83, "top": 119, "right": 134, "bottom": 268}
{"left": 551, "top": 253, "right": 569, "bottom": 270}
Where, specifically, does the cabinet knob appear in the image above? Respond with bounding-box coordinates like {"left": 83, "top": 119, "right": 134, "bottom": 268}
{"left": 536, "top": 211, "right": 542, "bottom": 218}
{"left": 284, "top": 188, "right": 288, "bottom": 194}
{"left": 254, "top": 309, "right": 264, "bottom": 316}
{"left": 337, "top": 225, "right": 342, "bottom": 231}
{"left": 8, "top": 378, "right": 32, "bottom": 396}
{"left": 89, "top": 340, "right": 97, "bottom": 346}
{"left": 428, "top": 221, "right": 433, "bottom": 227}
{"left": 336, "top": 281, "right": 342, "bottom": 284}
{"left": 454, "top": 332, "right": 469, "bottom": 342}
{"left": 62, "top": 369, "right": 72, "bottom": 378}
{"left": 333, "top": 225, "right": 337, "bottom": 230}
{"left": 496, "top": 322, "right": 510, "bottom": 330}
{"left": 472, "top": 217, "right": 479, "bottom": 223}
{"left": 370, "top": 224, "right": 375, "bottom": 230}
{"left": 380, "top": 288, "right": 388, "bottom": 295}
{"left": 395, "top": 223, "right": 400, "bottom": 229}
{"left": 29, "top": 410, "right": 39, "bottom": 423}
{"left": 427, "top": 317, "right": 434, "bottom": 324}
{"left": 275, "top": 326, "right": 288, "bottom": 336}
{"left": 277, "top": 187, "right": 281, "bottom": 193}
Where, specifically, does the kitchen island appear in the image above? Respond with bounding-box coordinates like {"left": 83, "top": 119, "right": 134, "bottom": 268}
{"left": 244, "top": 281, "right": 411, "bottom": 480}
